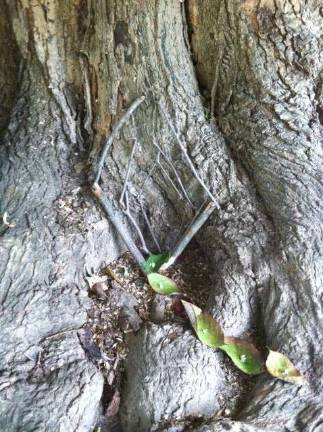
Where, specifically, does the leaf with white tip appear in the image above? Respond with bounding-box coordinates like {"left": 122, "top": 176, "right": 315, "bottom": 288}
{"left": 147, "top": 273, "right": 179, "bottom": 295}
{"left": 181, "top": 300, "right": 202, "bottom": 329}
{"left": 142, "top": 253, "right": 170, "bottom": 275}
{"left": 220, "top": 337, "right": 263, "bottom": 375}
{"left": 266, "top": 350, "right": 304, "bottom": 384}
{"left": 181, "top": 300, "right": 224, "bottom": 348}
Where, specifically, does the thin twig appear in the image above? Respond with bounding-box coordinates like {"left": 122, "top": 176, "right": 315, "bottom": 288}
{"left": 137, "top": 158, "right": 158, "bottom": 201}
{"left": 105, "top": 266, "right": 123, "bottom": 285}
{"left": 153, "top": 141, "right": 194, "bottom": 207}
{"left": 139, "top": 199, "right": 161, "bottom": 253}
{"left": 157, "top": 155, "right": 184, "bottom": 199}
{"left": 170, "top": 215, "right": 188, "bottom": 251}
{"left": 119, "top": 139, "right": 138, "bottom": 207}
{"left": 181, "top": 0, "right": 190, "bottom": 52}
{"left": 185, "top": 198, "right": 209, "bottom": 229}
{"left": 161, "top": 200, "right": 217, "bottom": 270}
{"left": 39, "top": 328, "right": 81, "bottom": 345}
{"left": 123, "top": 191, "right": 151, "bottom": 255}
{"left": 158, "top": 102, "right": 220, "bottom": 209}
{"left": 79, "top": 53, "right": 93, "bottom": 136}
{"left": 92, "top": 183, "right": 145, "bottom": 266}
{"left": 95, "top": 96, "right": 145, "bottom": 183}
{"left": 211, "top": 43, "right": 224, "bottom": 120}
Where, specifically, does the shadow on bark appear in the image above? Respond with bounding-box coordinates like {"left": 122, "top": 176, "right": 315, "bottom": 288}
{"left": 0, "top": 0, "right": 322, "bottom": 431}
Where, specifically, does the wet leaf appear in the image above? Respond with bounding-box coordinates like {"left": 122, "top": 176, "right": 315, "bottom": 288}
{"left": 142, "top": 253, "right": 170, "bottom": 274}
{"left": 265, "top": 349, "right": 304, "bottom": 384}
{"left": 147, "top": 273, "right": 179, "bottom": 295}
{"left": 181, "top": 300, "right": 224, "bottom": 348}
{"left": 220, "top": 337, "right": 263, "bottom": 375}
{"left": 196, "top": 313, "right": 224, "bottom": 348}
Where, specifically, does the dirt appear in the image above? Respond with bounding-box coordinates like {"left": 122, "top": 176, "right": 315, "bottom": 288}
{"left": 83, "top": 243, "right": 212, "bottom": 430}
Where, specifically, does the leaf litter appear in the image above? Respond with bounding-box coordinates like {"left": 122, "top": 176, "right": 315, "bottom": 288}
{"left": 85, "top": 244, "right": 211, "bottom": 429}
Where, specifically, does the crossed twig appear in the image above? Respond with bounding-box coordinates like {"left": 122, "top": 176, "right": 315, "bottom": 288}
{"left": 91, "top": 96, "right": 220, "bottom": 270}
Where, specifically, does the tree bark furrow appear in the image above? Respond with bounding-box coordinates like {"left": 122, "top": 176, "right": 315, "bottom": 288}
{"left": 0, "top": 0, "right": 322, "bottom": 431}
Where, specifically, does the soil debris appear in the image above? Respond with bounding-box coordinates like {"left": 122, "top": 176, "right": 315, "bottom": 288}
{"left": 86, "top": 243, "right": 212, "bottom": 428}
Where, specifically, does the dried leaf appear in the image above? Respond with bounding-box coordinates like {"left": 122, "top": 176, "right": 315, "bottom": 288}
{"left": 147, "top": 273, "right": 179, "bottom": 295}
{"left": 85, "top": 274, "right": 108, "bottom": 289}
{"left": 142, "top": 253, "right": 170, "bottom": 274}
{"left": 2, "top": 211, "right": 15, "bottom": 228}
{"left": 220, "top": 337, "right": 263, "bottom": 375}
{"left": 106, "top": 390, "right": 120, "bottom": 417}
{"left": 181, "top": 300, "right": 224, "bottom": 348}
{"left": 91, "top": 282, "right": 108, "bottom": 299}
{"left": 266, "top": 349, "right": 304, "bottom": 384}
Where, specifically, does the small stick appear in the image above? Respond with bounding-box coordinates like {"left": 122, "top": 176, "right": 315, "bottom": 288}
{"left": 160, "top": 200, "right": 217, "bottom": 270}
{"left": 181, "top": 0, "right": 190, "bottom": 51}
{"left": 39, "top": 328, "right": 81, "bottom": 345}
{"left": 158, "top": 103, "right": 220, "bottom": 209}
{"left": 137, "top": 158, "right": 158, "bottom": 201}
{"left": 92, "top": 183, "right": 145, "bottom": 266}
{"left": 210, "top": 45, "right": 223, "bottom": 119}
{"left": 79, "top": 54, "right": 93, "bottom": 136}
{"left": 157, "top": 155, "right": 184, "bottom": 199}
{"left": 123, "top": 191, "right": 151, "bottom": 255}
{"left": 95, "top": 96, "right": 145, "bottom": 184}
{"left": 170, "top": 215, "right": 188, "bottom": 251}
{"left": 185, "top": 198, "right": 209, "bottom": 229}
{"left": 139, "top": 199, "right": 161, "bottom": 253}
{"left": 105, "top": 267, "right": 123, "bottom": 285}
{"left": 153, "top": 141, "right": 194, "bottom": 207}
{"left": 119, "top": 139, "right": 138, "bottom": 207}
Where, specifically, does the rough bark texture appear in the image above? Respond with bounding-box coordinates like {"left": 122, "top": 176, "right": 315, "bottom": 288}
{"left": 0, "top": 2, "right": 123, "bottom": 430}
{"left": 0, "top": 0, "right": 322, "bottom": 431}
{"left": 120, "top": 324, "right": 243, "bottom": 431}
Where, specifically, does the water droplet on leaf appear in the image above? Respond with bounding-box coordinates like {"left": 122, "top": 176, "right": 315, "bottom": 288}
{"left": 220, "top": 337, "right": 263, "bottom": 375}
{"left": 147, "top": 273, "right": 179, "bottom": 295}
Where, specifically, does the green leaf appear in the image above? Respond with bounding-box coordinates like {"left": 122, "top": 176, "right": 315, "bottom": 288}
{"left": 142, "top": 253, "right": 170, "bottom": 274}
{"left": 265, "top": 349, "right": 304, "bottom": 384}
{"left": 181, "top": 300, "right": 202, "bottom": 329}
{"left": 196, "top": 313, "right": 224, "bottom": 348}
{"left": 181, "top": 300, "right": 224, "bottom": 348}
{"left": 220, "top": 337, "right": 263, "bottom": 375}
{"left": 147, "top": 273, "right": 178, "bottom": 295}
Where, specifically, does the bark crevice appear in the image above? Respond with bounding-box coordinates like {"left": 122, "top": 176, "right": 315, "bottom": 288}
{"left": 0, "top": 1, "right": 322, "bottom": 431}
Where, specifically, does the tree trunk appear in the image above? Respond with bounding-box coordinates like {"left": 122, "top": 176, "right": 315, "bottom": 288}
{"left": 0, "top": 1, "right": 322, "bottom": 431}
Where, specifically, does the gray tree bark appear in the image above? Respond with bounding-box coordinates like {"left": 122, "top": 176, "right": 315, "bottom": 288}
{"left": 0, "top": 1, "right": 322, "bottom": 431}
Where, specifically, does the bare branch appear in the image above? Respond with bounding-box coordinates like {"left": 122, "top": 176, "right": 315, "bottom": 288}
{"left": 180, "top": 0, "right": 190, "bottom": 52}
{"left": 137, "top": 158, "right": 158, "bottom": 201}
{"left": 158, "top": 102, "right": 221, "bottom": 209}
{"left": 152, "top": 141, "right": 194, "bottom": 207}
{"left": 211, "top": 49, "right": 223, "bottom": 120}
{"left": 169, "top": 215, "right": 189, "bottom": 251}
{"left": 119, "top": 139, "right": 138, "bottom": 207}
{"left": 139, "top": 200, "right": 161, "bottom": 253}
{"left": 157, "top": 155, "right": 184, "bottom": 199}
{"left": 161, "top": 200, "right": 217, "bottom": 270}
{"left": 92, "top": 183, "right": 145, "bottom": 266}
{"left": 95, "top": 96, "right": 145, "bottom": 184}
{"left": 123, "top": 191, "right": 151, "bottom": 255}
{"left": 79, "top": 53, "right": 93, "bottom": 137}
